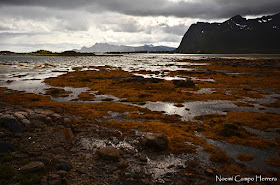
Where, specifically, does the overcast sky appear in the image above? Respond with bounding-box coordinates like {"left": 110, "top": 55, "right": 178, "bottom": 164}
{"left": 0, "top": 0, "right": 279, "bottom": 52}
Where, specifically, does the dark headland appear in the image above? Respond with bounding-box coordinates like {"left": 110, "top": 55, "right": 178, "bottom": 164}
{"left": 176, "top": 13, "right": 280, "bottom": 54}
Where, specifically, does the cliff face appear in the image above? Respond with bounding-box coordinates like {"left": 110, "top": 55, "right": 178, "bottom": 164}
{"left": 176, "top": 13, "right": 280, "bottom": 53}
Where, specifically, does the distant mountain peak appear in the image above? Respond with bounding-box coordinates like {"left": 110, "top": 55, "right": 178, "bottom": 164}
{"left": 230, "top": 15, "right": 246, "bottom": 23}
{"left": 74, "top": 43, "right": 175, "bottom": 53}
{"left": 144, "top": 44, "right": 154, "bottom": 47}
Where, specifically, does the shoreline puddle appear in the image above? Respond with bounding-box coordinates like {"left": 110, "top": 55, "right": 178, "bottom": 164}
{"left": 196, "top": 132, "right": 280, "bottom": 172}
{"left": 140, "top": 99, "right": 280, "bottom": 121}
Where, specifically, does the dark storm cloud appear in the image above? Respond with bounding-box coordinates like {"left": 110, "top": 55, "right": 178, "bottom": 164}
{"left": 0, "top": 0, "right": 279, "bottom": 19}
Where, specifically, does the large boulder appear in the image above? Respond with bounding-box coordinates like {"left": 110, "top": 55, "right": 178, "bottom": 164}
{"left": 51, "top": 113, "right": 63, "bottom": 123}
{"left": 55, "top": 162, "right": 72, "bottom": 171}
{"left": 173, "top": 79, "right": 195, "bottom": 88}
{"left": 30, "top": 113, "right": 49, "bottom": 124}
{"left": 20, "top": 161, "right": 45, "bottom": 174}
{"left": 0, "top": 114, "right": 22, "bottom": 132}
{"left": 56, "top": 128, "right": 75, "bottom": 144}
{"left": 141, "top": 133, "right": 168, "bottom": 151}
{"left": 97, "top": 146, "right": 120, "bottom": 160}
{"left": 13, "top": 112, "right": 27, "bottom": 120}
{"left": 13, "top": 112, "right": 30, "bottom": 126}
{"left": 0, "top": 142, "right": 16, "bottom": 153}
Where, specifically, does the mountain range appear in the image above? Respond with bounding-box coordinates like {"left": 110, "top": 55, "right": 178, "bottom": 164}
{"left": 176, "top": 13, "right": 280, "bottom": 53}
{"left": 74, "top": 43, "right": 175, "bottom": 53}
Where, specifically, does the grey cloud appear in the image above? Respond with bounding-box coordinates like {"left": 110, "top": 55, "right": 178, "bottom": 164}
{"left": 0, "top": 0, "right": 279, "bottom": 19}
{"left": 95, "top": 0, "right": 280, "bottom": 19}
{"left": 99, "top": 18, "right": 145, "bottom": 33}
{"left": 0, "top": 32, "right": 48, "bottom": 37}
{"left": 0, "top": 0, "right": 93, "bottom": 9}
{"left": 0, "top": 26, "right": 11, "bottom": 31}
{"left": 0, "top": 6, "right": 91, "bottom": 32}
{"left": 109, "top": 23, "right": 144, "bottom": 33}
{"left": 161, "top": 24, "right": 188, "bottom": 36}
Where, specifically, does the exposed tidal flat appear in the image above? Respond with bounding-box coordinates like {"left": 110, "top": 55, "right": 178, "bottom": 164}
{"left": 0, "top": 54, "right": 280, "bottom": 184}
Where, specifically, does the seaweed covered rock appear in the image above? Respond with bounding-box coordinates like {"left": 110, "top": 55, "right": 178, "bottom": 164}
{"left": 97, "top": 146, "right": 120, "bottom": 160}
{"left": 141, "top": 133, "right": 168, "bottom": 151}
{"left": 217, "top": 123, "right": 244, "bottom": 137}
{"left": 173, "top": 79, "right": 195, "bottom": 88}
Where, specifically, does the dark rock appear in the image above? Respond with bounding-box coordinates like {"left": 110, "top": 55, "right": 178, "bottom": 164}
{"left": 103, "top": 98, "right": 114, "bottom": 101}
{"left": 77, "top": 166, "right": 88, "bottom": 174}
{"left": 150, "top": 78, "right": 164, "bottom": 83}
{"left": 48, "top": 173, "right": 61, "bottom": 180}
{"left": 118, "top": 162, "right": 129, "bottom": 169}
{"left": 174, "top": 103, "right": 184, "bottom": 107}
{"left": 55, "top": 162, "right": 72, "bottom": 171}
{"left": 20, "top": 161, "right": 45, "bottom": 173}
{"left": 0, "top": 114, "right": 22, "bottom": 132}
{"left": 35, "top": 156, "right": 52, "bottom": 165}
{"left": 51, "top": 113, "right": 63, "bottom": 123}
{"left": 56, "top": 128, "right": 75, "bottom": 144}
{"left": 123, "top": 76, "right": 145, "bottom": 83}
{"left": 0, "top": 141, "right": 16, "bottom": 153}
{"left": 84, "top": 153, "right": 92, "bottom": 160}
{"left": 41, "top": 178, "right": 48, "bottom": 185}
{"left": 173, "top": 79, "right": 195, "bottom": 88}
{"left": 24, "top": 109, "right": 34, "bottom": 116}
{"left": 30, "top": 113, "right": 48, "bottom": 123}
{"left": 97, "top": 146, "right": 120, "bottom": 160}
{"left": 20, "top": 119, "right": 30, "bottom": 126}
{"left": 52, "top": 147, "right": 65, "bottom": 154}
{"left": 15, "top": 154, "right": 28, "bottom": 159}
{"left": 48, "top": 180, "right": 60, "bottom": 185}
{"left": 34, "top": 109, "right": 54, "bottom": 116}
{"left": 217, "top": 123, "right": 244, "bottom": 137}
{"left": 138, "top": 155, "right": 148, "bottom": 162}
{"left": 53, "top": 155, "right": 66, "bottom": 161}
{"left": 205, "top": 168, "right": 214, "bottom": 175}
{"left": 48, "top": 178, "right": 61, "bottom": 185}
{"left": 48, "top": 173, "right": 61, "bottom": 185}
{"left": 141, "top": 133, "right": 168, "bottom": 151}
{"left": 63, "top": 118, "right": 72, "bottom": 127}
{"left": 13, "top": 112, "right": 27, "bottom": 120}
{"left": 57, "top": 170, "right": 67, "bottom": 177}
{"left": 45, "top": 117, "right": 53, "bottom": 125}
{"left": 61, "top": 177, "right": 70, "bottom": 185}
{"left": 141, "top": 179, "right": 153, "bottom": 185}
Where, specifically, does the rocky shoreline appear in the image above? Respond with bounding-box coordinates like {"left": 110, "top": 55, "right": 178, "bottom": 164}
{"left": 0, "top": 102, "right": 217, "bottom": 185}
{"left": 1, "top": 57, "right": 280, "bottom": 184}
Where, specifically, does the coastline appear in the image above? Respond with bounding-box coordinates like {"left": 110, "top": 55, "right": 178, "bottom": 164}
{"left": 0, "top": 56, "right": 279, "bottom": 184}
